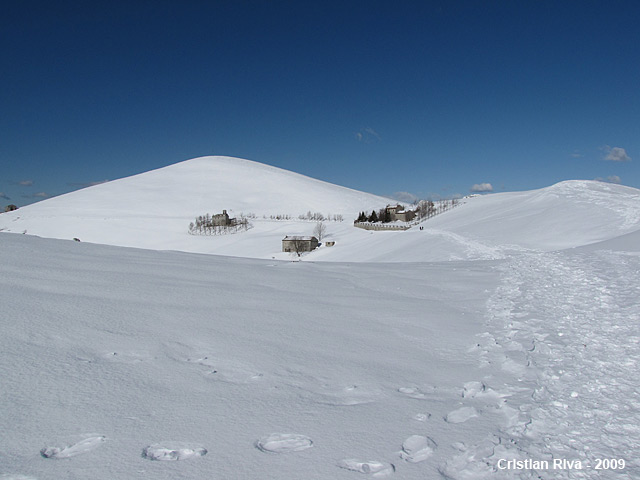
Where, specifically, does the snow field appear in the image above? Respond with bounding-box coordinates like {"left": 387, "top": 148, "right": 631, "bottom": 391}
{"left": 441, "top": 250, "right": 640, "bottom": 479}
{"left": 1, "top": 234, "right": 508, "bottom": 479}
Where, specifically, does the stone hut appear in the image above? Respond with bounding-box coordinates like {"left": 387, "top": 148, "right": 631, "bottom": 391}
{"left": 211, "top": 210, "right": 231, "bottom": 226}
{"left": 282, "top": 236, "right": 319, "bottom": 253}
{"left": 386, "top": 204, "right": 415, "bottom": 222}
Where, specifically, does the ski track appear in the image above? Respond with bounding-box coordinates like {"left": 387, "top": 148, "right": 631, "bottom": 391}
{"left": 442, "top": 250, "right": 640, "bottom": 479}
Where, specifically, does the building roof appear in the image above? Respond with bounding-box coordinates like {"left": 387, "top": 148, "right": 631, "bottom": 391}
{"left": 283, "top": 236, "right": 318, "bottom": 241}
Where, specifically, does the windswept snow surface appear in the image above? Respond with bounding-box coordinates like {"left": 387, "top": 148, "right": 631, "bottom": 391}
{"left": 2, "top": 227, "right": 640, "bottom": 478}
{"left": 1, "top": 234, "right": 500, "bottom": 479}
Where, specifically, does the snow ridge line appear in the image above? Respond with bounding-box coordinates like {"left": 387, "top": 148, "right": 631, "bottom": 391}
{"left": 441, "top": 250, "right": 640, "bottom": 479}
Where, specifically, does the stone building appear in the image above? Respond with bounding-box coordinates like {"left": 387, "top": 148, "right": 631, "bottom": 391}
{"left": 211, "top": 210, "right": 231, "bottom": 226}
{"left": 282, "top": 236, "right": 319, "bottom": 253}
{"left": 386, "top": 204, "right": 415, "bottom": 222}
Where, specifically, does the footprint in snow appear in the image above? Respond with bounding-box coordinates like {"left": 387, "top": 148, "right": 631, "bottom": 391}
{"left": 398, "top": 387, "right": 427, "bottom": 399}
{"left": 188, "top": 356, "right": 264, "bottom": 384}
{"left": 101, "top": 351, "right": 150, "bottom": 364}
{"left": 338, "top": 459, "right": 395, "bottom": 476}
{"left": 40, "top": 435, "right": 105, "bottom": 459}
{"left": 313, "top": 384, "right": 377, "bottom": 406}
{"left": 413, "top": 413, "right": 431, "bottom": 422}
{"left": 399, "top": 435, "right": 437, "bottom": 463}
{"left": 142, "top": 443, "right": 207, "bottom": 461}
{"left": 256, "top": 433, "right": 313, "bottom": 453}
{"left": 445, "top": 406, "right": 478, "bottom": 424}
{"left": 462, "top": 381, "right": 510, "bottom": 402}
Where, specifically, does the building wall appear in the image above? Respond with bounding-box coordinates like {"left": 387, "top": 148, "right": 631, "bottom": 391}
{"left": 282, "top": 239, "right": 318, "bottom": 252}
{"left": 395, "top": 210, "right": 415, "bottom": 222}
{"left": 211, "top": 212, "right": 230, "bottom": 226}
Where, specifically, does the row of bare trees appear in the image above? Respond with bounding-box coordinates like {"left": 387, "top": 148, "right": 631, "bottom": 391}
{"left": 299, "top": 211, "right": 343, "bottom": 222}
{"left": 188, "top": 215, "right": 250, "bottom": 235}
{"left": 255, "top": 212, "right": 343, "bottom": 222}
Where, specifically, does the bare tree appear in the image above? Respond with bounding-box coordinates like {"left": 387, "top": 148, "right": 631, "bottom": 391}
{"left": 290, "top": 238, "right": 306, "bottom": 258}
{"left": 313, "top": 221, "right": 327, "bottom": 241}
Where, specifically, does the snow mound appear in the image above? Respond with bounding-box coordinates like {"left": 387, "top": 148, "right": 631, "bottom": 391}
{"left": 0, "top": 156, "right": 391, "bottom": 251}
{"left": 422, "top": 180, "right": 640, "bottom": 252}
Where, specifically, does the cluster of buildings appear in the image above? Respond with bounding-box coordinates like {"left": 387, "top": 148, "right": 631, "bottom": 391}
{"left": 209, "top": 204, "right": 416, "bottom": 254}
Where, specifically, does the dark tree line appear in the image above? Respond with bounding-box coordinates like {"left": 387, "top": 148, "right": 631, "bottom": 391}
{"left": 355, "top": 208, "right": 393, "bottom": 224}
{"left": 355, "top": 198, "right": 459, "bottom": 224}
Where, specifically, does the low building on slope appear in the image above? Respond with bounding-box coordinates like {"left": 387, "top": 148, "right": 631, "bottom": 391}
{"left": 282, "top": 236, "right": 319, "bottom": 253}
{"left": 386, "top": 204, "right": 415, "bottom": 222}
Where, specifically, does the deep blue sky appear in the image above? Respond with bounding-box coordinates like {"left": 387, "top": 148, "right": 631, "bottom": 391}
{"left": 2, "top": 0, "right": 639, "bottom": 206}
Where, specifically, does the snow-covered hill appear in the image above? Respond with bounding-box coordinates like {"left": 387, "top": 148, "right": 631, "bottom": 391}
{"left": 0, "top": 156, "right": 392, "bottom": 254}
{"left": 1, "top": 156, "right": 639, "bottom": 262}
{"left": 2, "top": 158, "right": 640, "bottom": 479}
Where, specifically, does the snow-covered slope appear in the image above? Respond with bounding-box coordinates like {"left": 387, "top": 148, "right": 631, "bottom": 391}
{"left": 425, "top": 180, "right": 640, "bottom": 251}
{"left": 2, "top": 230, "right": 639, "bottom": 479}
{"left": 1, "top": 156, "right": 639, "bottom": 261}
{"left": 0, "top": 156, "right": 392, "bottom": 252}
{"left": 317, "top": 179, "right": 640, "bottom": 263}
{"left": 2, "top": 160, "right": 640, "bottom": 479}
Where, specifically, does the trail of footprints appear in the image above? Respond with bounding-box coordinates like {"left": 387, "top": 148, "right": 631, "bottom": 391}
{"left": 12, "top": 380, "right": 494, "bottom": 479}
{"left": 12, "top": 345, "right": 496, "bottom": 478}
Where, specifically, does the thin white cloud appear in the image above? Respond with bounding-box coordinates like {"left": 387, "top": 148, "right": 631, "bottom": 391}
{"left": 18, "top": 180, "right": 34, "bottom": 186}
{"left": 594, "top": 175, "right": 621, "bottom": 184}
{"left": 603, "top": 146, "right": 631, "bottom": 162}
{"left": 570, "top": 152, "right": 583, "bottom": 158}
{"left": 33, "top": 192, "right": 49, "bottom": 198}
{"left": 608, "top": 175, "right": 621, "bottom": 183}
{"left": 470, "top": 183, "right": 493, "bottom": 193}
{"left": 0, "top": 192, "right": 9, "bottom": 200}
{"left": 355, "top": 127, "right": 380, "bottom": 143}
{"left": 392, "top": 191, "right": 420, "bottom": 204}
